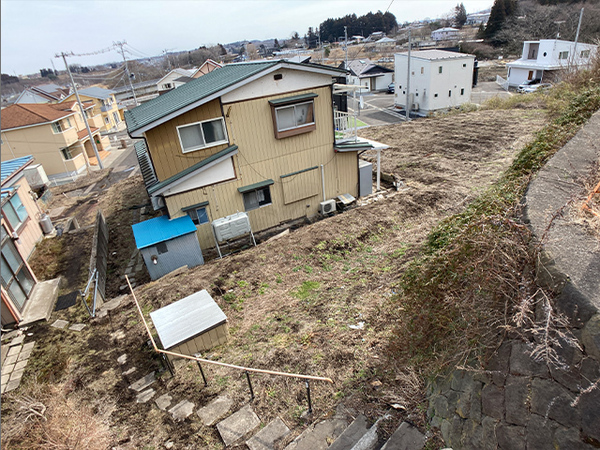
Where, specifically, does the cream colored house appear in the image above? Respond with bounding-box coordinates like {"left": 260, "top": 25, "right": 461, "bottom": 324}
{"left": 1, "top": 156, "right": 43, "bottom": 326}
{"left": 1, "top": 102, "right": 111, "bottom": 180}
{"left": 126, "top": 60, "right": 375, "bottom": 253}
{"left": 62, "top": 87, "right": 123, "bottom": 133}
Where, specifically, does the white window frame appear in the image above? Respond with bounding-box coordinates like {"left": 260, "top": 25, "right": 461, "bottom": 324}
{"left": 60, "top": 147, "right": 73, "bottom": 160}
{"left": 51, "top": 121, "right": 63, "bottom": 133}
{"left": 274, "top": 101, "right": 315, "bottom": 133}
{"left": 176, "top": 117, "right": 228, "bottom": 154}
{"left": 242, "top": 186, "right": 272, "bottom": 212}
{"left": 2, "top": 192, "right": 29, "bottom": 231}
{"left": 559, "top": 51, "right": 569, "bottom": 60}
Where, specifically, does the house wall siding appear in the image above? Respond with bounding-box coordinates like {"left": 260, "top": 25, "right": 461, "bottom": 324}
{"left": 150, "top": 85, "right": 357, "bottom": 250}
{"left": 144, "top": 99, "right": 228, "bottom": 181}
{"left": 139, "top": 232, "right": 204, "bottom": 280}
{"left": 168, "top": 322, "right": 229, "bottom": 361}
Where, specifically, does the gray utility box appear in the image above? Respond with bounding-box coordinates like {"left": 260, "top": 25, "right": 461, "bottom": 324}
{"left": 212, "top": 212, "right": 251, "bottom": 242}
{"left": 359, "top": 159, "right": 373, "bottom": 197}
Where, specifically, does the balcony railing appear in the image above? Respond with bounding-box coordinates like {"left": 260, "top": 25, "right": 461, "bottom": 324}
{"left": 100, "top": 104, "right": 113, "bottom": 112}
{"left": 334, "top": 110, "right": 358, "bottom": 142}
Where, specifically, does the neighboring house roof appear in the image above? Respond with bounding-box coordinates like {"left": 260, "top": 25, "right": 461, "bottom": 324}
{"left": 77, "top": 127, "right": 99, "bottom": 139}
{"left": 174, "top": 76, "right": 194, "bottom": 83}
{"left": 132, "top": 215, "right": 197, "bottom": 249}
{"left": 32, "top": 83, "right": 61, "bottom": 94}
{"left": 14, "top": 89, "right": 52, "bottom": 104}
{"left": 69, "top": 86, "right": 115, "bottom": 100}
{"left": 191, "top": 59, "right": 223, "bottom": 77}
{"left": 156, "top": 68, "right": 195, "bottom": 87}
{"left": 397, "top": 50, "right": 475, "bottom": 61}
{"left": 112, "top": 78, "right": 161, "bottom": 94}
{"left": 375, "top": 37, "right": 395, "bottom": 44}
{"left": 346, "top": 59, "right": 393, "bottom": 78}
{"left": 0, "top": 103, "right": 74, "bottom": 130}
{"left": 1, "top": 155, "right": 34, "bottom": 186}
{"left": 433, "top": 27, "right": 459, "bottom": 33}
{"left": 125, "top": 60, "right": 345, "bottom": 136}
{"left": 285, "top": 55, "right": 311, "bottom": 64}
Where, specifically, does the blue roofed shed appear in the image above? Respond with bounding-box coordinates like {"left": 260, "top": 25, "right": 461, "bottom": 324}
{"left": 132, "top": 215, "right": 203, "bottom": 280}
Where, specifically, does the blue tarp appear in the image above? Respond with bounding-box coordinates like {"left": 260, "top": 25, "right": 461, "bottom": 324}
{"left": 132, "top": 215, "right": 197, "bottom": 250}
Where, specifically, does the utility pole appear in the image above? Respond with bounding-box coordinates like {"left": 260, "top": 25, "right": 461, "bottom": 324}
{"left": 573, "top": 7, "right": 584, "bottom": 61}
{"left": 50, "top": 58, "right": 57, "bottom": 75}
{"left": 114, "top": 40, "right": 138, "bottom": 106}
{"left": 405, "top": 30, "right": 411, "bottom": 121}
{"left": 56, "top": 52, "right": 102, "bottom": 171}
{"left": 344, "top": 26, "right": 348, "bottom": 70}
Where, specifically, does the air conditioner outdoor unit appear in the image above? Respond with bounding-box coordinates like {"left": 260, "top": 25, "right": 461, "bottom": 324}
{"left": 319, "top": 199, "right": 336, "bottom": 215}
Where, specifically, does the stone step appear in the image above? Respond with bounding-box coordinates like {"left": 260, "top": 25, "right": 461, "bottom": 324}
{"left": 246, "top": 417, "right": 291, "bottom": 450}
{"left": 329, "top": 414, "right": 369, "bottom": 450}
{"left": 168, "top": 399, "right": 195, "bottom": 421}
{"left": 284, "top": 415, "right": 348, "bottom": 450}
{"left": 128, "top": 371, "right": 155, "bottom": 392}
{"left": 380, "top": 422, "right": 426, "bottom": 450}
{"left": 197, "top": 396, "right": 233, "bottom": 426}
{"left": 350, "top": 417, "right": 380, "bottom": 450}
{"left": 216, "top": 404, "right": 261, "bottom": 447}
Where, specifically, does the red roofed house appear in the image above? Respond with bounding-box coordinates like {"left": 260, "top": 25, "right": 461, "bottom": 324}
{"left": 0, "top": 101, "right": 112, "bottom": 181}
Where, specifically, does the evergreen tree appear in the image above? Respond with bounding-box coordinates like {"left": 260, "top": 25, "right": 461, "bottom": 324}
{"left": 454, "top": 3, "right": 467, "bottom": 28}
{"left": 483, "top": 0, "right": 517, "bottom": 43}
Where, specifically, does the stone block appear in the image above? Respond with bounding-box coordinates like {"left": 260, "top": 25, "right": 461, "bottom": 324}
{"left": 51, "top": 319, "right": 69, "bottom": 329}
{"left": 582, "top": 314, "right": 600, "bottom": 360}
{"left": 14, "top": 360, "right": 28, "bottom": 371}
{"left": 217, "top": 405, "right": 260, "bottom": 447}
{"left": 496, "top": 423, "right": 525, "bottom": 450}
{"left": 579, "top": 384, "right": 600, "bottom": 443}
{"left": 430, "top": 394, "right": 450, "bottom": 419}
{"left": 487, "top": 341, "right": 512, "bottom": 386}
{"left": 455, "top": 390, "right": 472, "bottom": 419}
{"left": 136, "top": 388, "right": 156, "bottom": 403}
{"left": 481, "top": 416, "right": 499, "bottom": 450}
{"left": 530, "top": 378, "right": 580, "bottom": 429}
{"left": 510, "top": 341, "right": 549, "bottom": 378}
{"left": 168, "top": 399, "right": 195, "bottom": 421}
{"left": 155, "top": 393, "right": 172, "bottom": 411}
{"left": 10, "top": 368, "right": 24, "bottom": 381}
{"left": 247, "top": 417, "right": 291, "bottom": 450}
{"left": 527, "top": 413, "right": 558, "bottom": 450}
{"left": 22, "top": 341, "right": 35, "bottom": 352}
{"left": 440, "top": 419, "right": 451, "bottom": 445}
{"left": 554, "top": 426, "right": 590, "bottom": 450}
{"left": 505, "top": 376, "right": 530, "bottom": 426}
{"left": 329, "top": 415, "right": 367, "bottom": 450}
{"left": 17, "top": 350, "right": 32, "bottom": 362}
{"left": 4, "top": 354, "right": 17, "bottom": 366}
{"left": 451, "top": 370, "right": 476, "bottom": 393}
{"left": 469, "top": 383, "right": 482, "bottom": 422}
{"left": 117, "top": 354, "right": 127, "bottom": 365}
{"left": 5, "top": 379, "right": 20, "bottom": 392}
{"left": 197, "top": 396, "right": 233, "bottom": 426}
{"left": 123, "top": 367, "right": 136, "bottom": 376}
{"left": 68, "top": 323, "right": 86, "bottom": 332}
{"left": 6, "top": 345, "right": 21, "bottom": 357}
{"left": 1, "top": 363, "right": 15, "bottom": 375}
{"left": 9, "top": 335, "right": 24, "bottom": 346}
{"left": 481, "top": 383, "right": 504, "bottom": 420}
{"left": 580, "top": 357, "right": 600, "bottom": 390}
{"left": 128, "top": 371, "right": 155, "bottom": 392}
{"left": 449, "top": 415, "right": 464, "bottom": 448}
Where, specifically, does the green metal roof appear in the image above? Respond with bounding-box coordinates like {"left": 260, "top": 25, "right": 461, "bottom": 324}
{"left": 237, "top": 179, "right": 274, "bottom": 193}
{"left": 148, "top": 145, "right": 238, "bottom": 195}
{"left": 125, "top": 61, "right": 345, "bottom": 135}
{"left": 125, "top": 62, "right": 279, "bottom": 133}
{"left": 334, "top": 142, "right": 374, "bottom": 152}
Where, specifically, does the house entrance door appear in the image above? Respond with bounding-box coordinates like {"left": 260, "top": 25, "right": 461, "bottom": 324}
{"left": 528, "top": 71, "right": 534, "bottom": 80}
{"left": 1, "top": 227, "right": 35, "bottom": 311}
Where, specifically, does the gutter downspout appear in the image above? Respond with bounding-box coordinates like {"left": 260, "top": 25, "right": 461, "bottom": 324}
{"left": 321, "top": 164, "right": 326, "bottom": 202}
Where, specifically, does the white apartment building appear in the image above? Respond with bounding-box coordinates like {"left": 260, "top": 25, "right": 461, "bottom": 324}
{"left": 506, "top": 39, "right": 598, "bottom": 87}
{"left": 394, "top": 50, "right": 475, "bottom": 115}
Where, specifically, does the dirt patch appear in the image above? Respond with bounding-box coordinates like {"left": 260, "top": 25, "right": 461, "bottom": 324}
{"left": 3, "top": 108, "right": 548, "bottom": 449}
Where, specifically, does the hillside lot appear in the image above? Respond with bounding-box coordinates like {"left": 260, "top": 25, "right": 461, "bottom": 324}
{"left": 2, "top": 108, "right": 547, "bottom": 449}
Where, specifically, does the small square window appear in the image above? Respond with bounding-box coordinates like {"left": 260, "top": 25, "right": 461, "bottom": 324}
{"left": 243, "top": 186, "right": 272, "bottom": 211}
{"left": 463, "top": 63, "right": 467, "bottom": 68}
{"left": 51, "top": 122, "right": 63, "bottom": 133}
{"left": 449, "top": 90, "right": 452, "bottom": 97}
{"left": 460, "top": 88, "right": 465, "bottom": 95}
{"left": 434, "top": 93, "right": 438, "bottom": 97}
{"left": 156, "top": 242, "right": 168, "bottom": 254}
{"left": 420, "top": 67, "right": 424, "bottom": 74}
{"left": 60, "top": 148, "right": 73, "bottom": 160}
{"left": 187, "top": 206, "right": 209, "bottom": 225}
{"left": 439, "top": 66, "right": 443, "bottom": 74}
{"left": 272, "top": 100, "right": 315, "bottom": 139}
{"left": 177, "top": 118, "right": 228, "bottom": 153}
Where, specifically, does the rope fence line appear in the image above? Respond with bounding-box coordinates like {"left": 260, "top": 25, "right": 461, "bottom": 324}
{"left": 125, "top": 275, "right": 334, "bottom": 384}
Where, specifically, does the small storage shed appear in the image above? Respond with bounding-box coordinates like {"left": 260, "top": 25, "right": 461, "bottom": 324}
{"left": 132, "top": 215, "right": 203, "bottom": 280}
{"left": 150, "top": 289, "right": 228, "bottom": 359}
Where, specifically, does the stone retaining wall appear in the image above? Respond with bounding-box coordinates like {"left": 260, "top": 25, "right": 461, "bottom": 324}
{"left": 427, "top": 111, "right": 600, "bottom": 449}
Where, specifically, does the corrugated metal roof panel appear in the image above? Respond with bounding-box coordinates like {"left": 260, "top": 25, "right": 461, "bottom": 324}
{"left": 237, "top": 179, "right": 274, "bottom": 193}
{"left": 1, "top": 155, "right": 34, "bottom": 185}
{"left": 150, "top": 289, "right": 227, "bottom": 349}
{"left": 132, "top": 215, "right": 197, "bottom": 249}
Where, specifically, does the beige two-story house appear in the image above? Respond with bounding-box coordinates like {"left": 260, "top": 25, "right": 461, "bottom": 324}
{"left": 1, "top": 102, "right": 111, "bottom": 180}
{"left": 126, "top": 60, "right": 374, "bottom": 253}
{"left": 62, "top": 86, "right": 123, "bottom": 133}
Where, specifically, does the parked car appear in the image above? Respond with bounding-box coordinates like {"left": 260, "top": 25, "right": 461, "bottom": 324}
{"left": 516, "top": 78, "right": 542, "bottom": 93}
{"left": 388, "top": 83, "right": 395, "bottom": 94}
{"left": 521, "top": 83, "right": 552, "bottom": 94}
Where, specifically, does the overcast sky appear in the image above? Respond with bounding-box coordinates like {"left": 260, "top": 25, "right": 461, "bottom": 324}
{"left": 2, "top": 0, "right": 492, "bottom": 76}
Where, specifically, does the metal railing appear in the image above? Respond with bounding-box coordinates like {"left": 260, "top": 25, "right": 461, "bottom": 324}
{"left": 496, "top": 75, "right": 509, "bottom": 91}
{"left": 126, "top": 275, "right": 332, "bottom": 413}
{"left": 334, "top": 110, "right": 358, "bottom": 142}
